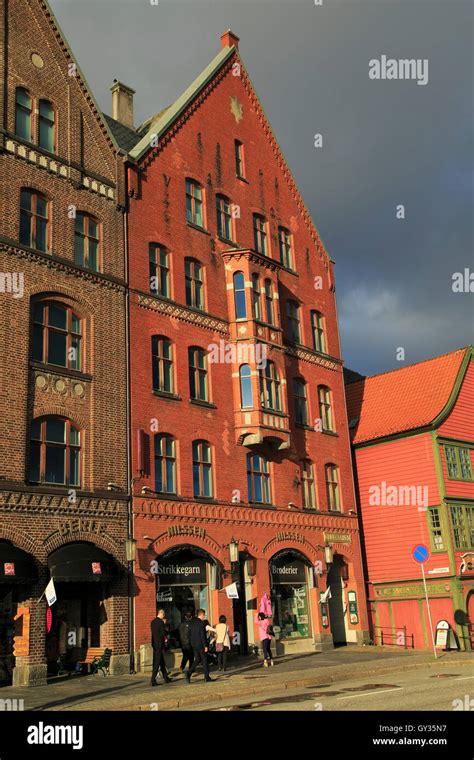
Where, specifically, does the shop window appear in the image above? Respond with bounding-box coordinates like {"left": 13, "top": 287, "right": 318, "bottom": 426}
{"left": 29, "top": 417, "right": 80, "bottom": 487}
{"left": 234, "top": 140, "right": 245, "bottom": 179}
{"left": 185, "top": 179, "right": 204, "bottom": 228}
{"left": 259, "top": 361, "right": 281, "bottom": 412}
{"left": 428, "top": 507, "right": 445, "bottom": 551}
{"left": 188, "top": 347, "right": 208, "bottom": 402}
{"left": 239, "top": 364, "right": 253, "bottom": 409}
{"left": 233, "top": 271, "right": 246, "bottom": 320}
{"left": 278, "top": 227, "right": 293, "bottom": 269}
{"left": 38, "top": 99, "right": 55, "bottom": 152}
{"left": 32, "top": 300, "right": 81, "bottom": 371}
{"left": 152, "top": 336, "right": 173, "bottom": 394}
{"left": 149, "top": 243, "right": 170, "bottom": 298}
{"left": 216, "top": 194, "right": 233, "bottom": 241}
{"left": 15, "top": 87, "right": 33, "bottom": 142}
{"left": 74, "top": 212, "right": 100, "bottom": 271}
{"left": 185, "top": 258, "right": 204, "bottom": 310}
{"left": 253, "top": 214, "right": 268, "bottom": 256}
{"left": 264, "top": 279, "right": 274, "bottom": 325}
{"left": 294, "top": 378, "right": 308, "bottom": 425}
{"left": 247, "top": 453, "right": 271, "bottom": 504}
{"left": 19, "top": 189, "right": 49, "bottom": 252}
{"left": 251, "top": 273, "right": 261, "bottom": 320}
{"left": 445, "top": 445, "right": 473, "bottom": 481}
{"left": 318, "top": 385, "right": 335, "bottom": 432}
{"left": 154, "top": 434, "right": 176, "bottom": 494}
{"left": 192, "top": 440, "right": 213, "bottom": 498}
{"left": 450, "top": 505, "right": 474, "bottom": 550}
{"left": 286, "top": 300, "right": 300, "bottom": 344}
{"left": 270, "top": 553, "right": 311, "bottom": 639}
{"left": 301, "top": 460, "right": 316, "bottom": 509}
{"left": 325, "top": 463, "right": 341, "bottom": 511}
{"left": 311, "top": 310, "right": 326, "bottom": 353}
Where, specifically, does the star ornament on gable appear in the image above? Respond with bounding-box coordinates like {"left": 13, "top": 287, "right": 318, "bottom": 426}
{"left": 230, "top": 95, "right": 243, "bottom": 123}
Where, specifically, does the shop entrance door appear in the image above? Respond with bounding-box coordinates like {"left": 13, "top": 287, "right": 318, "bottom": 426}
{"left": 231, "top": 556, "right": 248, "bottom": 654}
{"left": 327, "top": 558, "right": 347, "bottom": 645}
{"left": 0, "top": 587, "right": 15, "bottom": 685}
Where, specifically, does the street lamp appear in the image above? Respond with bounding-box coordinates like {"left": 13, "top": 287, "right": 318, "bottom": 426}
{"left": 125, "top": 538, "right": 137, "bottom": 563}
{"left": 324, "top": 544, "right": 333, "bottom": 565}
{"left": 229, "top": 538, "right": 239, "bottom": 564}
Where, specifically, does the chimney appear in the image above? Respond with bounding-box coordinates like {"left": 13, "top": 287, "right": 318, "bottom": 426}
{"left": 220, "top": 29, "right": 239, "bottom": 50}
{"left": 110, "top": 80, "right": 135, "bottom": 128}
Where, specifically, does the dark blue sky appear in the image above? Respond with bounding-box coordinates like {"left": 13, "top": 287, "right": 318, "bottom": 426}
{"left": 50, "top": 0, "right": 474, "bottom": 376}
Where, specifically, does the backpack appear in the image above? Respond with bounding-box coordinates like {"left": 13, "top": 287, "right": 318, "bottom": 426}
{"left": 180, "top": 621, "right": 191, "bottom": 649}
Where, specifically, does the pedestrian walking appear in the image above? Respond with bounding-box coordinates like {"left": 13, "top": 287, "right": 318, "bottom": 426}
{"left": 150, "top": 608, "right": 172, "bottom": 686}
{"left": 185, "top": 609, "right": 215, "bottom": 683}
{"left": 256, "top": 611, "right": 274, "bottom": 667}
{"left": 178, "top": 611, "right": 194, "bottom": 672}
{"left": 215, "top": 615, "right": 231, "bottom": 672}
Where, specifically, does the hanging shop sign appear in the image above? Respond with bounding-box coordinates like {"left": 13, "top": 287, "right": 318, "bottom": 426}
{"left": 319, "top": 594, "right": 329, "bottom": 628}
{"left": 156, "top": 558, "right": 207, "bottom": 585}
{"left": 347, "top": 590, "right": 359, "bottom": 624}
{"left": 4, "top": 563, "right": 15, "bottom": 576}
{"left": 270, "top": 557, "right": 306, "bottom": 584}
{"left": 225, "top": 582, "right": 239, "bottom": 599}
{"left": 91, "top": 562, "right": 102, "bottom": 575}
{"left": 156, "top": 587, "right": 173, "bottom": 603}
{"left": 324, "top": 532, "right": 352, "bottom": 544}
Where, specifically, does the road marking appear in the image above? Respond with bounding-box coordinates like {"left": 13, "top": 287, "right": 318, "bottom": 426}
{"left": 336, "top": 688, "right": 402, "bottom": 700}
{"left": 454, "top": 676, "right": 474, "bottom": 681}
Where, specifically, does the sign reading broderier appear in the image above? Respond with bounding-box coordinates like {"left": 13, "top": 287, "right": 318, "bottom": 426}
{"left": 270, "top": 557, "right": 306, "bottom": 583}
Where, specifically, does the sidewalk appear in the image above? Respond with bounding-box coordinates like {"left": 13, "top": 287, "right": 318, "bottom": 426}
{"left": 1, "top": 646, "right": 471, "bottom": 711}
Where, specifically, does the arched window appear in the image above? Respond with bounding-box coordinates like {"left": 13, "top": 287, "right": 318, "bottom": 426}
{"left": 233, "top": 271, "right": 246, "bottom": 319}
{"left": 253, "top": 214, "right": 267, "bottom": 255}
{"left": 247, "top": 453, "right": 271, "bottom": 504}
{"left": 239, "top": 364, "right": 253, "bottom": 408}
{"left": 294, "top": 378, "right": 308, "bottom": 425}
{"left": 74, "top": 212, "right": 100, "bottom": 271}
{"left": 38, "top": 99, "right": 55, "bottom": 152}
{"left": 251, "top": 273, "right": 261, "bottom": 320}
{"left": 264, "top": 279, "right": 274, "bottom": 325}
{"left": 152, "top": 336, "right": 173, "bottom": 393}
{"left": 325, "top": 463, "right": 340, "bottom": 511}
{"left": 286, "top": 300, "right": 300, "bottom": 343}
{"left": 216, "top": 194, "right": 233, "bottom": 240}
{"left": 15, "top": 88, "right": 32, "bottom": 142}
{"left": 185, "top": 179, "right": 204, "bottom": 227}
{"left": 192, "top": 440, "right": 213, "bottom": 498}
{"left": 29, "top": 417, "right": 80, "bottom": 487}
{"left": 259, "top": 361, "right": 281, "bottom": 411}
{"left": 311, "top": 310, "right": 326, "bottom": 353}
{"left": 154, "top": 434, "right": 176, "bottom": 494}
{"left": 149, "top": 244, "right": 170, "bottom": 298}
{"left": 185, "top": 258, "right": 204, "bottom": 309}
{"left": 318, "top": 385, "right": 334, "bottom": 431}
{"left": 32, "top": 301, "right": 81, "bottom": 371}
{"left": 278, "top": 227, "right": 293, "bottom": 269}
{"left": 188, "top": 347, "right": 208, "bottom": 401}
{"left": 20, "top": 189, "right": 49, "bottom": 252}
{"left": 301, "top": 459, "right": 316, "bottom": 509}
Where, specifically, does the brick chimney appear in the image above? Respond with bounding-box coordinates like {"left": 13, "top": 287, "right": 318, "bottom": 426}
{"left": 110, "top": 80, "right": 135, "bottom": 128}
{"left": 220, "top": 29, "right": 239, "bottom": 50}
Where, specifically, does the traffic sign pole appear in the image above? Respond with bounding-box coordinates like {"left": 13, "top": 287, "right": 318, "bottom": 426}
{"left": 421, "top": 562, "right": 437, "bottom": 659}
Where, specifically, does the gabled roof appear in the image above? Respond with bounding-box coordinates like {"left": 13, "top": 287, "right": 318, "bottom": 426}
{"left": 103, "top": 114, "right": 142, "bottom": 152}
{"left": 345, "top": 347, "right": 472, "bottom": 445}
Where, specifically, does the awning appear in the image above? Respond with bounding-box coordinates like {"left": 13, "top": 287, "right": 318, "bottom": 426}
{"left": 48, "top": 542, "right": 118, "bottom": 582}
{"left": 0, "top": 541, "right": 38, "bottom": 583}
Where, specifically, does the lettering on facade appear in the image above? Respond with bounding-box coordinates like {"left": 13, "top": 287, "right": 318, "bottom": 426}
{"left": 376, "top": 584, "right": 451, "bottom": 598}
{"left": 324, "top": 532, "right": 352, "bottom": 543}
{"left": 167, "top": 525, "right": 206, "bottom": 539}
{"left": 276, "top": 531, "right": 305, "bottom": 544}
{"left": 58, "top": 519, "right": 109, "bottom": 537}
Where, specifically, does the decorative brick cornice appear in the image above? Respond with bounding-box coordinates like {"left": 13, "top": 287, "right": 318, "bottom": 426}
{"left": 0, "top": 490, "right": 127, "bottom": 517}
{"left": 137, "top": 293, "right": 229, "bottom": 335}
{"left": 0, "top": 242, "right": 126, "bottom": 293}
{"left": 33, "top": 370, "right": 89, "bottom": 402}
{"left": 221, "top": 248, "right": 282, "bottom": 274}
{"left": 284, "top": 345, "right": 341, "bottom": 372}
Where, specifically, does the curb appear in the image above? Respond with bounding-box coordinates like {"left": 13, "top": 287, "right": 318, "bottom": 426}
{"left": 133, "top": 656, "right": 472, "bottom": 712}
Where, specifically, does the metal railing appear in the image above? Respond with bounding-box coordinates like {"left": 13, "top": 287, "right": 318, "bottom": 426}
{"left": 374, "top": 625, "right": 414, "bottom": 649}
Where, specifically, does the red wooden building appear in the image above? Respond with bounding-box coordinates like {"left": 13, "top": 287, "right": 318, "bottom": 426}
{"left": 346, "top": 346, "right": 474, "bottom": 651}
{"left": 106, "top": 30, "right": 370, "bottom": 661}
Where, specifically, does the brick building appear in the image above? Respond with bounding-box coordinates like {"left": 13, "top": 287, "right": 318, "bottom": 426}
{"left": 346, "top": 347, "right": 474, "bottom": 651}
{"left": 106, "top": 30, "right": 370, "bottom": 660}
{"left": 0, "top": 0, "right": 130, "bottom": 686}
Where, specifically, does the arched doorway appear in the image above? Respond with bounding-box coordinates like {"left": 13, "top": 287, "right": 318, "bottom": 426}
{"left": 153, "top": 545, "right": 219, "bottom": 651}
{"left": 327, "top": 554, "right": 347, "bottom": 645}
{"left": 269, "top": 550, "right": 313, "bottom": 643}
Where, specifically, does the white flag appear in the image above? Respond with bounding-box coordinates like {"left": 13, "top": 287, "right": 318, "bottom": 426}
{"left": 320, "top": 587, "right": 332, "bottom": 603}
{"left": 45, "top": 578, "right": 57, "bottom": 607}
{"left": 225, "top": 582, "right": 239, "bottom": 599}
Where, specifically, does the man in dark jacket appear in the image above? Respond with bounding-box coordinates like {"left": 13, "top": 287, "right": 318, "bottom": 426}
{"left": 185, "top": 609, "right": 214, "bottom": 683}
{"left": 179, "top": 611, "right": 194, "bottom": 671}
{"left": 150, "top": 609, "right": 172, "bottom": 686}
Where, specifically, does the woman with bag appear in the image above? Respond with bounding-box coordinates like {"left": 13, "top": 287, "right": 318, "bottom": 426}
{"left": 256, "top": 612, "right": 274, "bottom": 667}
{"left": 214, "top": 615, "right": 231, "bottom": 671}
